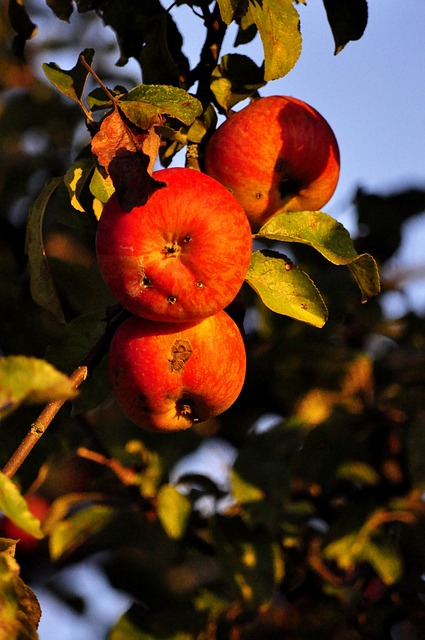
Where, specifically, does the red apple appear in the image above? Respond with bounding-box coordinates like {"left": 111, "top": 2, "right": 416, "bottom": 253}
{"left": 0, "top": 494, "right": 49, "bottom": 552}
{"left": 204, "top": 95, "right": 340, "bottom": 232}
{"left": 108, "top": 310, "right": 246, "bottom": 431}
{"left": 96, "top": 167, "right": 252, "bottom": 322}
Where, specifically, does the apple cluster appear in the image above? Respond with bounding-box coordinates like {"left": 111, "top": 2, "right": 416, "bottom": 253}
{"left": 96, "top": 95, "right": 340, "bottom": 432}
{"left": 96, "top": 167, "right": 252, "bottom": 432}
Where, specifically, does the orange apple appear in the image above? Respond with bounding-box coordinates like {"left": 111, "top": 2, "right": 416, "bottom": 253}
{"left": 96, "top": 167, "right": 252, "bottom": 322}
{"left": 204, "top": 95, "right": 340, "bottom": 232}
{"left": 108, "top": 310, "right": 246, "bottom": 431}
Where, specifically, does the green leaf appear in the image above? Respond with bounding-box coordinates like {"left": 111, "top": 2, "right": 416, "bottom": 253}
{"left": 49, "top": 503, "right": 116, "bottom": 561}
{"left": 64, "top": 156, "right": 96, "bottom": 213}
{"left": 118, "top": 85, "right": 202, "bottom": 130}
{"left": 348, "top": 254, "right": 381, "bottom": 302}
{"left": 249, "top": 0, "right": 302, "bottom": 81}
{"left": 217, "top": 0, "right": 247, "bottom": 25}
{"left": 211, "top": 54, "right": 265, "bottom": 111}
{"left": 234, "top": 10, "right": 258, "bottom": 46}
{"left": 46, "top": 0, "right": 74, "bottom": 22}
{"left": 25, "top": 177, "right": 65, "bottom": 323}
{"left": 44, "top": 313, "right": 110, "bottom": 416}
{"left": 246, "top": 249, "right": 328, "bottom": 327}
{"left": 0, "top": 474, "right": 44, "bottom": 540}
{"left": 8, "top": 0, "right": 37, "bottom": 58}
{"left": 335, "top": 461, "right": 380, "bottom": 486}
{"left": 110, "top": 603, "right": 205, "bottom": 640}
{"left": 364, "top": 536, "right": 403, "bottom": 586}
{"left": 42, "top": 48, "right": 94, "bottom": 104}
{"left": 323, "top": 0, "right": 368, "bottom": 55}
{"left": 257, "top": 210, "right": 381, "bottom": 301}
{"left": 0, "top": 356, "right": 77, "bottom": 418}
{"left": 230, "top": 469, "right": 264, "bottom": 504}
{"left": 0, "top": 546, "right": 41, "bottom": 640}
{"left": 89, "top": 168, "right": 115, "bottom": 206}
{"left": 324, "top": 530, "right": 402, "bottom": 586}
{"left": 213, "top": 516, "right": 284, "bottom": 605}
{"left": 157, "top": 485, "right": 192, "bottom": 539}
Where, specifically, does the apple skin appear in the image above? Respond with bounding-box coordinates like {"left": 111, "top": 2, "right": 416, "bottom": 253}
{"left": 108, "top": 310, "right": 246, "bottom": 431}
{"left": 96, "top": 167, "right": 252, "bottom": 323}
{"left": 0, "top": 494, "right": 49, "bottom": 553}
{"left": 204, "top": 95, "right": 340, "bottom": 232}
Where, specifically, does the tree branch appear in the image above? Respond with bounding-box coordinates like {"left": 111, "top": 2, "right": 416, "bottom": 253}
{"left": 2, "top": 306, "right": 128, "bottom": 480}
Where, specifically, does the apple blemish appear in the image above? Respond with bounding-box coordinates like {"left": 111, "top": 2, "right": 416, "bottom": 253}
{"left": 169, "top": 339, "right": 193, "bottom": 373}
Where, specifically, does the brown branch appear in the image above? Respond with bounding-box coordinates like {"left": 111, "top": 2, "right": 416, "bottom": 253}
{"left": 2, "top": 306, "right": 128, "bottom": 480}
{"left": 2, "top": 367, "right": 88, "bottom": 479}
{"left": 192, "top": 2, "right": 227, "bottom": 108}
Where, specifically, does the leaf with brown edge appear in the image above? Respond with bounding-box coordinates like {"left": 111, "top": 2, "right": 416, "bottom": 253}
{"left": 108, "top": 151, "right": 166, "bottom": 212}
{"left": 92, "top": 109, "right": 165, "bottom": 211}
{"left": 91, "top": 109, "right": 161, "bottom": 175}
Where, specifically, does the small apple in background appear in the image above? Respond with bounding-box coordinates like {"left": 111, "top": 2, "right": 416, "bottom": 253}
{"left": 0, "top": 494, "right": 49, "bottom": 553}
{"left": 96, "top": 167, "right": 253, "bottom": 323}
{"left": 204, "top": 95, "right": 340, "bottom": 232}
{"left": 108, "top": 310, "right": 246, "bottom": 432}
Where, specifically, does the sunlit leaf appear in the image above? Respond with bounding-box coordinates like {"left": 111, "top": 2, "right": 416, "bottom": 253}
{"left": 246, "top": 249, "right": 328, "bottom": 327}
{"left": 230, "top": 469, "right": 264, "bottom": 504}
{"left": 0, "top": 546, "right": 41, "bottom": 639}
{"left": 157, "top": 485, "right": 191, "bottom": 539}
{"left": 64, "top": 156, "right": 96, "bottom": 213}
{"left": 335, "top": 461, "right": 380, "bottom": 486}
{"left": 49, "top": 503, "right": 116, "bottom": 561}
{"left": 0, "top": 474, "right": 44, "bottom": 539}
{"left": 42, "top": 48, "right": 94, "bottom": 104}
{"left": 216, "top": 0, "right": 247, "bottom": 25}
{"left": 323, "top": 0, "right": 368, "bottom": 55}
{"left": 257, "top": 210, "right": 381, "bottom": 300}
{"left": 0, "top": 356, "right": 77, "bottom": 418}
{"left": 364, "top": 536, "right": 403, "bottom": 585}
{"left": 324, "top": 527, "right": 402, "bottom": 585}
{"left": 25, "top": 177, "right": 65, "bottom": 324}
{"left": 118, "top": 85, "right": 202, "bottom": 130}
{"left": 211, "top": 54, "right": 265, "bottom": 111}
{"left": 249, "top": 0, "right": 302, "bottom": 81}
{"left": 89, "top": 168, "right": 115, "bottom": 206}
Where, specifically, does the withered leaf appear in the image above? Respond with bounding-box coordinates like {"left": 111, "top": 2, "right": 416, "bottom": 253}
{"left": 108, "top": 150, "right": 166, "bottom": 212}
{"left": 92, "top": 108, "right": 164, "bottom": 211}
{"left": 91, "top": 109, "right": 161, "bottom": 174}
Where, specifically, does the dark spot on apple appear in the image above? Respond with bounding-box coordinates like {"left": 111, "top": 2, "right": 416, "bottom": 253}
{"left": 196, "top": 281, "right": 204, "bottom": 288}
{"left": 278, "top": 177, "right": 302, "bottom": 201}
{"left": 275, "top": 157, "right": 287, "bottom": 173}
{"left": 169, "top": 339, "right": 192, "bottom": 372}
{"left": 163, "top": 241, "right": 181, "bottom": 257}
{"left": 137, "top": 394, "right": 149, "bottom": 411}
{"left": 255, "top": 192, "right": 263, "bottom": 199}
{"left": 183, "top": 235, "right": 192, "bottom": 243}
{"left": 176, "top": 394, "right": 200, "bottom": 423}
{"left": 167, "top": 295, "right": 177, "bottom": 304}
{"left": 142, "top": 276, "right": 152, "bottom": 288}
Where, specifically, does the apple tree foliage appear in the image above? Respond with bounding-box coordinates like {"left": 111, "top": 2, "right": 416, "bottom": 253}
{"left": 1, "top": 0, "right": 425, "bottom": 638}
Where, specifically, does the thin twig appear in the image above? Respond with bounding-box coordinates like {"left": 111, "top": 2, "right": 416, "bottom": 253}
{"left": 2, "top": 307, "right": 128, "bottom": 480}
{"left": 2, "top": 367, "right": 88, "bottom": 479}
